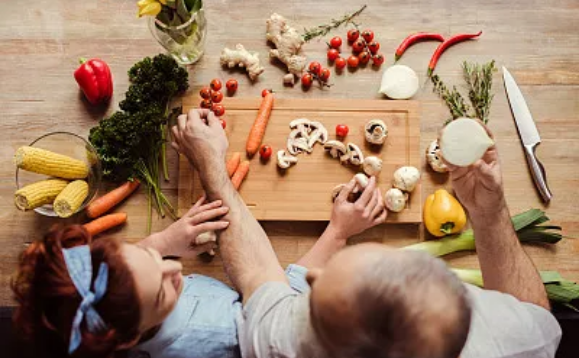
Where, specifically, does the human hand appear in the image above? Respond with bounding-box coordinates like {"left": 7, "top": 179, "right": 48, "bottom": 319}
{"left": 171, "top": 108, "right": 228, "bottom": 172}
{"left": 440, "top": 125, "right": 506, "bottom": 221}
{"left": 153, "top": 196, "right": 229, "bottom": 258}
{"left": 328, "top": 176, "right": 387, "bottom": 240}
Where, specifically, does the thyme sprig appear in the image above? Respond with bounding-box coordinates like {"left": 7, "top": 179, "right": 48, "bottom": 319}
{"left": 302, "top": 5, "right": 367, "bottom": 42}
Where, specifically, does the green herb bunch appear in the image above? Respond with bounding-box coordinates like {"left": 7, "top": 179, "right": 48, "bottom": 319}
{"left": 89, "top": 54, "right": 188, "bottom": 231}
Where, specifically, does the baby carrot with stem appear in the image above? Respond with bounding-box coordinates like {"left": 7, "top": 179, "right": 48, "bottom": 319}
{"left": 226, "top": 152, "right": 241, "bottom": 177}
{"left": 231, "top": 161, "right": 250, "bottom": 190}
{"left": 86, "top": 180, "right": 140, "bottom": 218}
{"left": 83, "top": 212, "right": 128, "bottom": 237}
{"left": 246, "top": 92, "right": 274, "bottom": 157}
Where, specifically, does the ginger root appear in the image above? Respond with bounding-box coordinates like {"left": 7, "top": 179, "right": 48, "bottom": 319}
{"left": 220, "top": 44, "right": 264, "bottom": 81}
{"left": 266, "top": 13, "right": 307, "bottom": 85}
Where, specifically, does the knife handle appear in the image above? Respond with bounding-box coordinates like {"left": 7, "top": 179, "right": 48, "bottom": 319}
{"left": 523, "top": 143, "right": 553, "bottom": 203}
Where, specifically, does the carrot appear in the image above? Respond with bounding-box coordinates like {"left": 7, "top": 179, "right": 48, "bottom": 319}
{"left": 231, "top": 161, "right": 250, "bottom": 190}
{"left": 226, "top": 152, "right": 241, "bottom": 177}
{"left": 86, "top": 180, "right": 140, "bottom": 218}
{"left": 246, "top": 92, "right": 274, "bottom": 156}
{"left": 83, "top": 213, "right": 127, "bottom": 237}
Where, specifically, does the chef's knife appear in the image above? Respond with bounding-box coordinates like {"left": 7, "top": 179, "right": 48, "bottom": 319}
{"left": 503, "top": 67, "right": 552, "bottom": 203}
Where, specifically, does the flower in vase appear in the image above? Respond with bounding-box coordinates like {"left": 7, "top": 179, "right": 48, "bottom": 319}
{"left": 137, "top": 0, "right": 167, "bottom": 18}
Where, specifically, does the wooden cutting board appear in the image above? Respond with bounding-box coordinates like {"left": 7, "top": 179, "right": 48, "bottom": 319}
{"left": 179, "top": 97, "right": 421, "bottom": 223}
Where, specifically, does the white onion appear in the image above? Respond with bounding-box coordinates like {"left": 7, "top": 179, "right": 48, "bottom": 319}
{"left": 440, "top": 118, "right": 494, "bottom": 167}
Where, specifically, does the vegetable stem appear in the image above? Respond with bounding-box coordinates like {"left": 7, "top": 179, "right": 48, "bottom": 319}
{"left": 302, "top": 5, "right": 367, "bottom": 42}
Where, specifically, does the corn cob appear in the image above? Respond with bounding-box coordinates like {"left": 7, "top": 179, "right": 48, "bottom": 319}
{"left": 53, "top": 180, "right": 89, "bottom": 218}
{"left": 14, "top": 146, "right": 89, "bottom": 179}
{"left": 14, "top": 179, "right": 68, "bottom": 211}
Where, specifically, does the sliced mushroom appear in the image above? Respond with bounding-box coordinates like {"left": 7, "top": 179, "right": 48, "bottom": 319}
{"left": 365, "top": 119, "right": 388, "bottom": 145}
{"left": 426, "top": 139, "right": 448, "bottom": 173}
{"left": 392, "top": 166, "right": 421, "bottom": 193}
{"left": 362, "top": 156, "right": 383, "bottom": 176}
{"left": 287, "top": 129, "right": 312, "bottom": 155}
{"left": 353, "top": 173, "right": 369, "bottom": 194}
{"left": 289, "top": 118, "right": 312, "bottom": 140}
{"left": 277, "top": 150, "right": 298, "bottom": 169}
{"left": 385, "top": 188, "right": 408, "bottom": 213}
{"left": 324, "top": 140, "right": 348, "bottom": 159}
{"left": 307, "top": 122, "right": 328, "bottom": 148}
{"left": 347, "top": 143, "right": 364, "bottom": 166}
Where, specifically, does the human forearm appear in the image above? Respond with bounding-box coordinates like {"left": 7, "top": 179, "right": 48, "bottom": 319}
{"left": 199, "top": 163, "right": 287, "bottom": 301}
{"left": 296, "top": 224, "right": 347, "bottom": 269}
{"left": 138, "top": 232, "right": 169, "bottom": 256}
{"left": 472, "top": 203, "right": 550, "bottom": 309}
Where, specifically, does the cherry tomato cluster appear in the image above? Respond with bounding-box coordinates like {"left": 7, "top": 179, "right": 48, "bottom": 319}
{"left": 327, "top": 29, "right": 385, "bottom": 71}
{"left": 199, "top": 78, "right": 238, "bottom": 129}
{"left": 302, "top": 61, "right": 332, "bottom": 90}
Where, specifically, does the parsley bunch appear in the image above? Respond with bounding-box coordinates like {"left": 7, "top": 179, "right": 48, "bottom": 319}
{"left": 89, "top": 54, "right": 188, "bottom": 231}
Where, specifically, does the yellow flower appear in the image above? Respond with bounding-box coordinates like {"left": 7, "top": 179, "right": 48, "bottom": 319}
{"left": 137, "top": 0, "right": 167, "bottom": 18}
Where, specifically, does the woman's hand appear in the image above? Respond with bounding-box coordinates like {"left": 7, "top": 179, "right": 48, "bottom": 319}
{"left": 142, "top": 196, "right": 229, "bottom": 258}
{"left": 327, "top": 176, "right": 387, "bottom": 241}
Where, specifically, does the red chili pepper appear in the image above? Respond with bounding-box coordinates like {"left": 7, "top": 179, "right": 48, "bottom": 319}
{"left": 395, "top": 33, "right": 445, "bottom": 61}
{"left": 428, "top": 31, "right": 483, "bottom": 76}
{"left": 74, "top": 58, "right": 113, "bottom": 105}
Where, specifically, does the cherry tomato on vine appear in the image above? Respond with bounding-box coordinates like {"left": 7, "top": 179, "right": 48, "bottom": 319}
{"left": 308, "top": 61, "right": 322, "bottom": 76}
{"left": 210, "top": 79, "right": 222, "bottom": 91}
{"left": 200, "top": 87, "right": 212, "bottom": 99}
{"left": 301, "top": 73, "right": 313, "bottom": 88}
{"left": 335, "top": 57, "right": 347, "bottom": 70}
{"left": 319, "top": 68, "right": 331, "bottom": 82}
{"left": 358, "top": 51, "right": 371, "bottom": 65}
{"left": 220, "top": 118, "right": 227, "bottom": 129}
{"left": 347, "top": 55, "right": 360, "bottom": 69}
{"left": 211, "top": 91, "right": 223, "bottom": 103}
{"left": 200, "top": 99, "right": 212, "bottom": 108}
{"left": 336, "top": 124, "right": 349, "bottom": 137}
{"left": 261, "top": 89, "right": 273, "bottom": 97}
{"left": 329, "top": 36, "right": 342, "bottom": 49}
{"left": 225, "top": 79, "right": 238, "bottom": 94}
{"left": 372, "top": 54, "right": 385, "bottom": 66}
{"left": 368, "top": 41, "right": 380, "bottom": 55}
{"left": 212, "top": 104, "right": 225, "bottom": 116}
{"left": 361, "top": 29, "right": 374, "bottom": 43}
{"left": 327, "top": 49, "right": 340, "bottom": 62}
{"left": 347, "top": 29, "right": 360, "bottom": 42}
{"left": 352, "top": 38, "right": 366, "bottom": 53}
{"left": 259, "top": 145, "right": 273, "bottom": 160}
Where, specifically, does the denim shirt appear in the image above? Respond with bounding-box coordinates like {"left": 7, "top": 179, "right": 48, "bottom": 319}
{"left": 130, "top": 266, "right": 309, "bottom": 358}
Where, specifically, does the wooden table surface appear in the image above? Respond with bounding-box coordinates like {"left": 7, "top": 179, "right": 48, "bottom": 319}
{"left": 0, "top": 0, "right": 578, "bottom": 306}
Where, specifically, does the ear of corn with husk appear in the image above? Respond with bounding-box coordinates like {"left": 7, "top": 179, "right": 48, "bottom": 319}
{"left": 14, "top": 179, "right": 69, "bottom": 211}
{"left": 14, "top": 146, "right": 89, "bottom": 180}
{"left": 53, "top": 180, "right": 89, "bottom": 218}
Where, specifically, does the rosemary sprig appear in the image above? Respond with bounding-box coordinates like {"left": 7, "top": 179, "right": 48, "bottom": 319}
{"left": 431, "top": 74, "right": 471, "bottom": 123}
{"left": 463, "top": 60, "right": 496, "bottom": 124}
{"left": 302, "top": 5, "right": 367, "bottom": 42}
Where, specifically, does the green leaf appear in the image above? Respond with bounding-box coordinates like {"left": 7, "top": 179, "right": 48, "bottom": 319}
{"left": 175, "top": 0, "right": 190, "bottom": 22}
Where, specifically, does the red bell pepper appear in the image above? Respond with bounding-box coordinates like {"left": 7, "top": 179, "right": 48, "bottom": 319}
{"left": 74, "top": 58, "right": 113, "bottom": 105}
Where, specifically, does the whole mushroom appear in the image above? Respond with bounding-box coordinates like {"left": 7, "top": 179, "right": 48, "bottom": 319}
{"left": 392, "top": 166, "right": 421, "bottom": 192}
{"left": 384, "top": 188, "right": 408, "bottom": 213}
{"left": 426, "top": 139, "right": 448, "bottom": 173}
{"left": 362, "top": 156, "right": 383, "bottom": 176}
{"left": 353, "top": 173, "right": 369, "bottom": 194}
{"left": 365, "top": 119, "right": 388, "bottom": 145}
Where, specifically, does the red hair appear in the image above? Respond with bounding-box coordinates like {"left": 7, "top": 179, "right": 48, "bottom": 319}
{"left": 11, "top": 225, "right": 141, "bottom": 358}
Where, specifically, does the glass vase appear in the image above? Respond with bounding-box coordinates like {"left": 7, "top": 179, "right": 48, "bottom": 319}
{"left": 148, "top": 8, "right": 207, "bottom": 65}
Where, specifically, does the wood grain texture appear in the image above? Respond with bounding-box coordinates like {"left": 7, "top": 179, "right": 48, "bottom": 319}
{"left": 180, "top": 98, "right": 422, "bottom": 222}
{"left": 0, "top": 0, "right": 578, "bottom": 305}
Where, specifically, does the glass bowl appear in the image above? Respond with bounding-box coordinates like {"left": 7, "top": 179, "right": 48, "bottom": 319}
{"left": 15, "top": 132, "right": 102, "bottom": 217}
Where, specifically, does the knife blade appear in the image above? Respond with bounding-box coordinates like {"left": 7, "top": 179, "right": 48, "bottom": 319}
{"left": 503, "top": 66, "right": 553, "bottom": 203}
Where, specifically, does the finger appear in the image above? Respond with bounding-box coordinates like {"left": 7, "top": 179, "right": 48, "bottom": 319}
{"left": 194, "top": 221, "right": 230, "bottom": 233}
{"left": 187, "top": 108, "right": 204, "bottom": 126}
{"left": 370, "top": 189, "right": 384, "bottom": 218}
{"left": 357, "top": 176, "right": 376, "bottom": 206}
{"left": 337, "top": 179, "right": 357, "bottom": 202}
{"left": 186, "top": 198, "right": 219, "bottom": 217}
{"left": 207, "top": 111, "right": 220, "bottom": 128}
{"left": 195, "top": 200, "right": 223, "bottom": 214}
{"left": 365, "top": 188, "right": 379, "bottom": 218}
{"left": 194, "top": 195, "right": 207, "bottom": 208}
{"left": 171, "top": 141, "right": 180, "bottom": 152}
{"left": 373, "top": 209, "right": 387, "bottom": 225}
{"left": 171, "top": 125, "right": 182, "bottom": 143}
{"left": 186, "top": 195, "right": 207, "bottom": 217}
{"left": 177, "top": 114, "right": 187, "bottom": 133}
{"left": 197, "top": 108, "right": 210, "bottom": 119}
{"left": 191, "top": 206, "right": 230, "bottom": 224}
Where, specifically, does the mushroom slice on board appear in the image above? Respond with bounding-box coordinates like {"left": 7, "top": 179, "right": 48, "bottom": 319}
{"left": 287, "top": 129, "right": 311, "bottom": 155}
{"left": 365, "top": 119, "right": 388, "bottom": 145}
{"left": 307, "top": 122, "right": 328, "bottom": 148}
{"left": 277, "top": 150, "right": 298, "bottom": 169}
{"left": 347, "top": 143, "right": 365, "bottom": 166}
{"left": 324, "top": 140, "right": 348, "bottom": 159}
{"left": 289, "top": 118, "right": 312, "bottom": 140}
{"left": 362, "top": 156, "right": 383, "bottom": 176}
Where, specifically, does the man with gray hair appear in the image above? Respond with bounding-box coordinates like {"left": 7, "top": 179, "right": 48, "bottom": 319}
{"left": 172, "top": 109, "right": 561, "bottom": 358}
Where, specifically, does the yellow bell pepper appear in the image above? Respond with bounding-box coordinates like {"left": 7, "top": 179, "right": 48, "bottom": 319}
{"left": 423, "top": 189, "right": 467, "bottom": 237}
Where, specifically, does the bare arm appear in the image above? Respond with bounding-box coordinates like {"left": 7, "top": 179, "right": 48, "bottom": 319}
{"left": 444, "top": 124, "right": 549, "bottom": 309}
{"left": 171, "top": 109, "right": 286, "bottom": 302}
